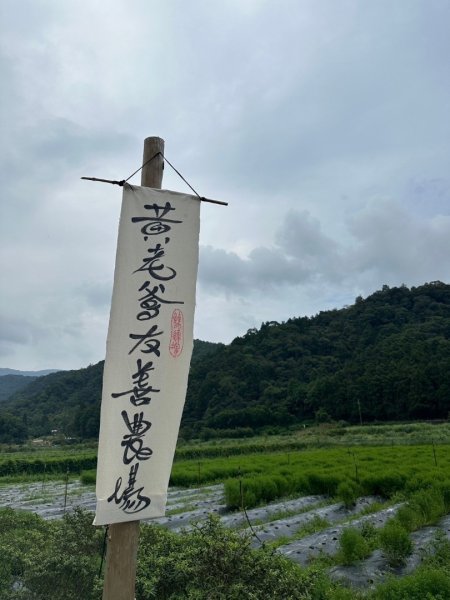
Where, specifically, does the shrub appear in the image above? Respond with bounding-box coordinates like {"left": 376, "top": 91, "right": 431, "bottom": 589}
{"left": 0, "top": 508, "right": 47, "bottom": 596}
{"left": 397, "top": 488, "right": 446, "bottom": 532}
{"left": 80, "top": 469, "right": 97, "bottom": 485}
{"left": 361, "top": 472, "right": 407, "bottom": 498}
{"left": 307, "top": 472, "right": 340, "bottom": 496}
{"left": 409, "top": 488, "right": 445, "bottom": 526}
{"left": 379, "top": 520, "right": 413, "bottom": 567}
{"left": 289, "top": 473, "right": 309, "bottom": 494}
{"left": 360, "top": 521, "right": 378, "bottom": 547}
{"left": 395, "top": 505, "right": 418, "bottom": 532}
{"left": 338, "top": 527, "right": 370, "bottom": 565}
{"left": 137, "top": 515, "right": 347, "bottom": 599}
{"left": 336, "top": 480, "right": 360, "bottom": 508}
{"left": 224, "top": 474, "right": 291, "bottom": 509}
{"left": 224, "top": 478, "right": 260, "bottom": 509}
{"left": 224, "top": 479, "right": 244, "bottom": 509}
{"left": 21, "top": 509, "right": 104, "bottom": 600}
{"left": 421, "top": 530, "right": 450, "bottom": 569}
{"left": 437, "top": 480, "right": 450, "bottom": 509}
{"left": 0, "top": 508, "right": 103, "bottom": 600}
{"left": 370, "top": 567, "right": 450, "bottom": 599}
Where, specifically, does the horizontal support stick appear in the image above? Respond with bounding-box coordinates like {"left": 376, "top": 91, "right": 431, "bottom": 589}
{"left": 81, "top": 177, "right": 228, "bottom": 205}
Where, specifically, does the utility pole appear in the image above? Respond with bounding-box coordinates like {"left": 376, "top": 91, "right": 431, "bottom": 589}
{"left": 357, "top": 398, "right": 363, "bottom": 426}
{"left": 102, "top": 136, "right": 165, "bottom": 600}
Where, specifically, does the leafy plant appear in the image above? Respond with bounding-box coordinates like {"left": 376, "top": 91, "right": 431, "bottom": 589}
{"left": 136, "top": 515, "right": 348, "bottom": 599}
{"left": 338, "top": 527, "right": 370, "bottom": 565}
{"left": 397, "top": 488, "right": 446, "bottom": 532}
{"left": 370, "top": 567, "right": 450, "bottom": 599}
{"left": 379, "top": 520, "right": 413, "bottom": 567}
{"left": 0, "top": 508, "right": 103, "bottom": 600}
{"left": 336, "top": 480, "right": 360, "bottom": 508}
{"left": 80, "top": 469, "right": 97, "bottom": 485}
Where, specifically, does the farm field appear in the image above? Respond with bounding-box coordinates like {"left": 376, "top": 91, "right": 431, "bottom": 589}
{"left": 2, "top": 419, "right": 450, "bottom": 480}
{"left": 2, "top": 422, "right": 450, "bottom": 597}
{"left": 1, "top": 477, "right": 448, "bottom": 586}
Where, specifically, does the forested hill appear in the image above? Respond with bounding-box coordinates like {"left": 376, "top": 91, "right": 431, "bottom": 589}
{"left": 183, "top": 281, "right": 450, "bottom": 436}
{"left": 1, "top": 282, "right": 450, "bottom": 443}
{"left": 0, "top": 375, "right": 38, "bottom": 403}
{"left": 0, "top": 340, "right": 222, "bottom": 442}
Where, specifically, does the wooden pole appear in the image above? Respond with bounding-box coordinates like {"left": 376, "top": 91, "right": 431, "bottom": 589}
{"left": 140, "top": 136, "right": 165, "bottom": 189}
{"left": 102, "top": 136, "right": 165, "bottom": 600}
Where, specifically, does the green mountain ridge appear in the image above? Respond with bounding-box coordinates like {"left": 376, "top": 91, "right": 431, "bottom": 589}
{"left": 0, "top": 369, "right": 61, "bottom": 407}
{"left": 0, "top": 375, "right": 38, "bottom": 404}
{"left": 0, "top": 368, "right": 60, "bottom": 377}
{"left": 183, "top": 281, "right": 450, "bottom": 437}
{"left": 2, "top": 282, "right": 450, "bottom": 444}
{"left": 0, "top": 340, "right": 222, "bottom": 443}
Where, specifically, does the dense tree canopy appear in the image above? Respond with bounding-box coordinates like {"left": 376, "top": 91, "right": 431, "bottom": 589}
{"left": 183, "top": 282, "right": 450, "bottom": 436}
{"left": 0, "top": 374, "right": 37, "bottom": 403}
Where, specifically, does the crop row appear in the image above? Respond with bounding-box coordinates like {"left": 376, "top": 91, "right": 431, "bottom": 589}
{"left": 225, "top": 448, "right": 450, "bottom": 509}
{"left": 5, "top": 443, "right": 450, "bottom": 510}
{"left": 176, "top": 421, "right": 450, "bottom": 459}
{"left": 169, "top": 444, "right": 450, "bottom": 508}
{"left": 2, "top": 421, "right": 450, "bottom": 475}
{"left": 0, "top": 454, "right": 97, "bottom": 477}
{"left": 338, "top": 485, "right": 450, "bottom": 571}
{"left": 81, "top": 443, "right": 450, "bottom": 510}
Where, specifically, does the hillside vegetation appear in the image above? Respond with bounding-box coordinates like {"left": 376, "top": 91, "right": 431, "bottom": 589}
{"left": 0, "top": 340, "right": 221, "bottom": 442}
{"left": 184, "top": 281, "right": 450, "bottom": 437}
{"left": 1, "top": 282, "right": 450, "bottom": 443}
{"left": 0, "top": 374, "right": 37, "bottom": 403}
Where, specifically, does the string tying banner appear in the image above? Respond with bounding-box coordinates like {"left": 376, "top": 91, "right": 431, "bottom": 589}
{"left": 81, "top": 152, "right": 228, "bottom": 206}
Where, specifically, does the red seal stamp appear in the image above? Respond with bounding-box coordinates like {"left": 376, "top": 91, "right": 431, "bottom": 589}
{"left": 169, "top": 309, "right": 184, "bottom": 357}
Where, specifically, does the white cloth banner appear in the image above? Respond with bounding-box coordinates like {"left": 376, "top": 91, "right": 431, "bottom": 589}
{"left": 94, "top": 185, "right": 200, "bottom": 525}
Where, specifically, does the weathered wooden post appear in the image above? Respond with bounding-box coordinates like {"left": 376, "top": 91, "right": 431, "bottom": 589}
{"left": 101, "top": 136, "right": 165, "bottom": 600}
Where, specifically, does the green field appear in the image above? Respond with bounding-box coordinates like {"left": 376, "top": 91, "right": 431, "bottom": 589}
{"left": 3, "top": 422, "right": 450, "bottom": 598}
{"left": 2, "top": 420, "right": 450, "bottom": 484}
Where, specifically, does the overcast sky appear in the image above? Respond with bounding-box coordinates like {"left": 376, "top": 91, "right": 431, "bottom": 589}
{"left": 1, "top": 0, "right": 449, "bottom": 371}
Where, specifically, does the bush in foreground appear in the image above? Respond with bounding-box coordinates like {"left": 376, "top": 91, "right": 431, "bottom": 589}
{"left": 370, "top": 567, "right": 450, "bottom": 600}
{"left": 10, "top": 505, "right": 450, "bottom": 599}
{"left": 0, "top": 508, "right": 103, "bottom": 600}
{"left": 136, "top": 515, "right": 353, "bottom": 600}
{"left": 0, "top": 508, "right": 355, "bottom": 600}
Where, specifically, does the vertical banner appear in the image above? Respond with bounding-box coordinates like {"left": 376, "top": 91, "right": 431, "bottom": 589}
{"left": 94, "top": 185, "right": 200, "bottom": 526}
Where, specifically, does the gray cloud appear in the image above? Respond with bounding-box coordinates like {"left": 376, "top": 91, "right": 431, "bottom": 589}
{"left": 347, "top": 199, "right": 450, "bottom": 287}
{"left": 1, "top": 0, "right": 449, "bottom": 367}
{"left": 78, "top": 281, "right": 113, "bottom": 310}
{"left": 199, "top": 199, "right": 450, "bottom": 303}
{"left": 0, "top": 316, "right": 32, "bottom": 346}
{"left": 199, "top": 208, "right": 343, "bottom": 294}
